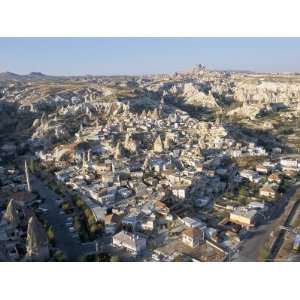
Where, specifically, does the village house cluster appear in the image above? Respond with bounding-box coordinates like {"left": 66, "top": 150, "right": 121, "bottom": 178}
{"left": 1, "top": 64, "right": 300, "bottom": 261}
{"left": 26, "top": 89, "right": 299, "bottom": 261}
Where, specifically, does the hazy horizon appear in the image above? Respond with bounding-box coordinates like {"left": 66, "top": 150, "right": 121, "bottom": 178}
{"left": 1, "top": 37, "right": 300, "bottom": 76}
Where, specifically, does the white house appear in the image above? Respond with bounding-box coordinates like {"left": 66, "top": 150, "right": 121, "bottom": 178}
{"left": 280, "top": 158, "right": 300, "bottom": 172}
{"left": 112, "top": 230, "right": 147, "bottom": 254}
{"left": 239, "top": 169, "right": 261, "bottom": 183}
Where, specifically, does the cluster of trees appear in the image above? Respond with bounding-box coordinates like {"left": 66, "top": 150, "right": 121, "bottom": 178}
{"left": 234, "top": 181, "right": 260, "bottom": 205}
{"left": 83, "top": 207, "right": 103, "bottom": 240}
{"left": 71, "top": 194, "right": 103, "bottom": 241}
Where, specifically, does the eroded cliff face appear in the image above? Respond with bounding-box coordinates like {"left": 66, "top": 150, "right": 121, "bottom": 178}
{"left": 233, "top": 80, "right": 300, "bottom": 104}
{"left": 1, "top": 66, "right": 300, "bottom": 158}
{"left": 182, "top": 83, "right": 220, "bottom": 109}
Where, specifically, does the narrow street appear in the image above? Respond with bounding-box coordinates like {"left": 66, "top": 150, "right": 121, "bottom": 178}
{"left": 31, "top": 175, "right": 97, "bottom": 261}
{"left": 232, "top": 183, "right": 299, "bottom": 261}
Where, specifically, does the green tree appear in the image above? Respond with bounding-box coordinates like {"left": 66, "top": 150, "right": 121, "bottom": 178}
{"left": 110, "top": 256, "right": 120, "bottom": 262}
{"left": 89, "top": 223, "right": 98, "bottom": 234}
{"left": 75, "top": 198, "right": 85, "bottom": 209}
{"left": 74, "top": 216, "right": 82, "bottom": 231}
{"left": 88, "top": 215, "right": 96, "bottom": 227}
{"left": 54, "top": 250, "right": 67, "bottom": 262}
{"left": 62, "top": 202, "right": 70, "bottom": 211}
{"left": 173, "top": 255, "right": 182, "bottom": 262}
{"left": 84, "top": 208, "right": 92, "bottom": 218}
{"left": 47, "top": 226, "right": 55, "bottom": 242}
{"left": 29, "top": 159, "right": 35, "bottom": 173}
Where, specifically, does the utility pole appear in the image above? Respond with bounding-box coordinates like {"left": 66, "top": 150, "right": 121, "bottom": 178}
{"left": 24, "top": 160, "right": 32, "bottom": 193}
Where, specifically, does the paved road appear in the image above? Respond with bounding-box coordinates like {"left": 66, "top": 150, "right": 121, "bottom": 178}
{"left": 31, "top": 176, "right": 97, "bottom": 261}
{"left": 232, "top": 224, "right": 272, "bottom": 261}
{"left": 232, "top": 184, "right": 298, "bottom": 262}
{"left": 268, "top": 196, "right": 300, "bottom": 261}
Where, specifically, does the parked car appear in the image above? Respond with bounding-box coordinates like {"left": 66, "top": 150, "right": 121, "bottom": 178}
{"left": 71, "top": 233, "right": 79, "bottom": 240}
{"left": 37, "top": 207, "right": 48, "bottom": 213}
{"left": 69, "top": 227, "right": 75, "bottom": 233}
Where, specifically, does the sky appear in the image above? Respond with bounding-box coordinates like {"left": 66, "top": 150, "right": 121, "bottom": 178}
{"left": 0, "top": 38, "right": 300, "bottom": 76}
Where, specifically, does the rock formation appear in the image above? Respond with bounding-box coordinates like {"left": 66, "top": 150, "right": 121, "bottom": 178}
{"left": 140, "top": 110, "right": 146, "bottom": 119}
{"left": 124, "top": 133, "right": 138, "bottom": 153}
{"left": 114, "top": 142, "right": 124, "bottom": 159}
{"left": 3, "top": 199, "right": 20, "bottom": 228}
{"left": 26, "top": 215, "right": 49, "bottom": 261}
{"left": 182, "top": 83, "right": 219, "bottom": 109}
{"left": 153, "top": 135, "right": 164, "bottom": 153}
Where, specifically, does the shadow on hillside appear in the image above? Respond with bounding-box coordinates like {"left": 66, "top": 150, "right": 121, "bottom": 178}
{"left": 224, "top": 122, "right": 288, "bottom": 153}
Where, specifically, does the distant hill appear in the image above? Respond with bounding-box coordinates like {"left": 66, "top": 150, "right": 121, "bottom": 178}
{"left": 0, "top": 72, "right": 23, "bottom": 81}
{"left": 0, "top": 71, "right": 63, "bottom": 82}
{"left": 0, "top": 71, "right": 140, "bottom": 82}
